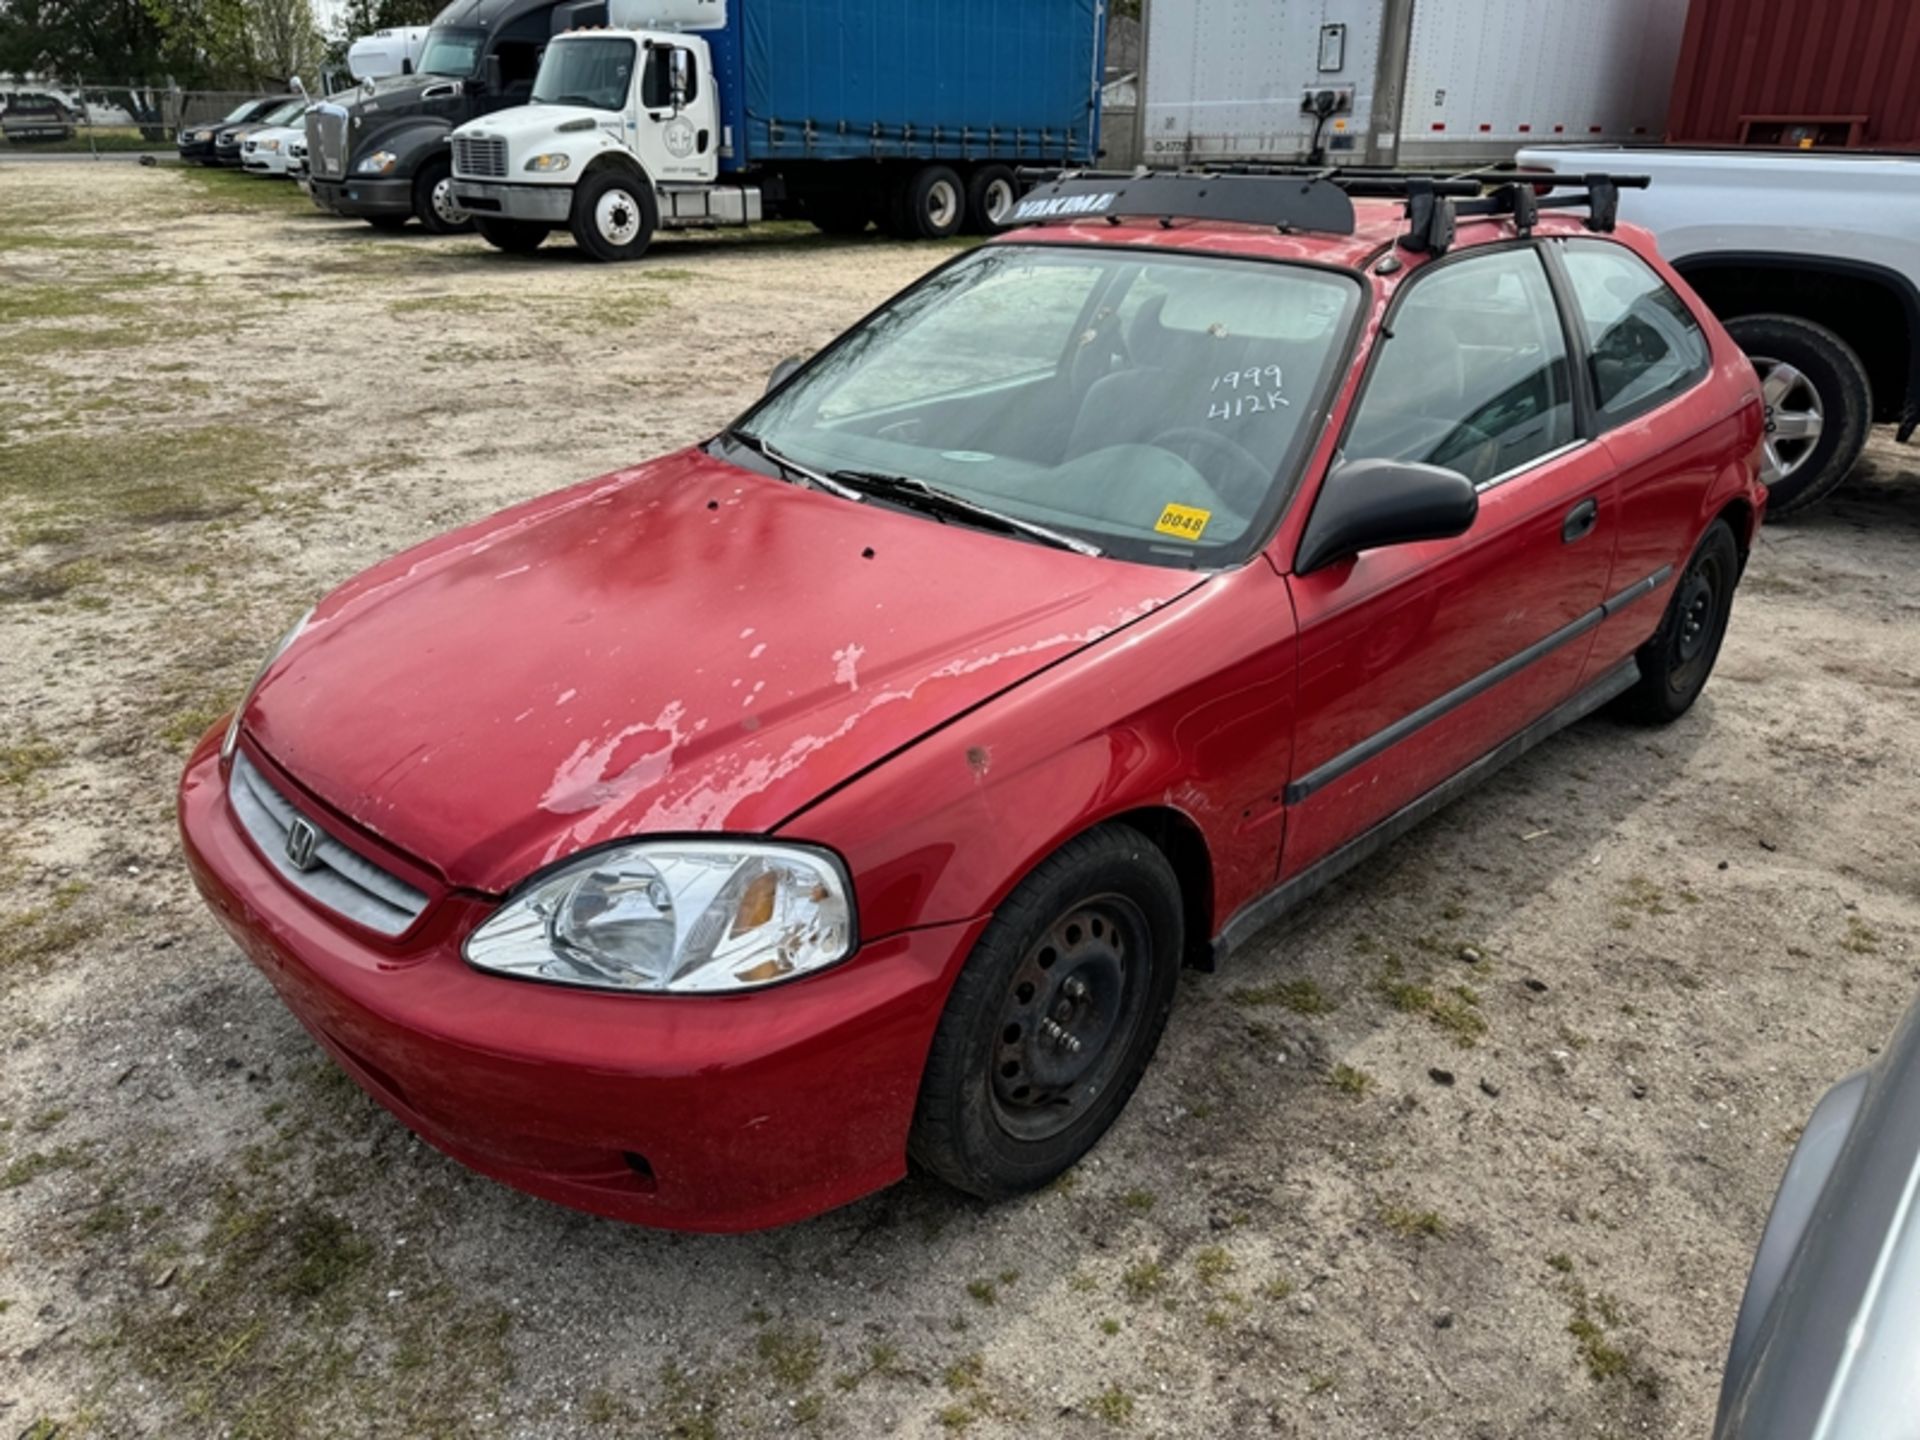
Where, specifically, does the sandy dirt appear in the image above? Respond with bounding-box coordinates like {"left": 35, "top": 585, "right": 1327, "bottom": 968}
{"left": 2, "top": 159, "right": 1917, "bottom": 1439}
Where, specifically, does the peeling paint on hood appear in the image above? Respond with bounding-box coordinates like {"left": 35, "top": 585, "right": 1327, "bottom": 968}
{"left": 244, "top": 447, "right": 1206, "bottom": 893}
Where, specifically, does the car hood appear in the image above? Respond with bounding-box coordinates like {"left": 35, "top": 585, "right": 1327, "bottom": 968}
{"left": 453, "top": 103, "right": 614, "bottom": 145}
{"left": 245, "top": 448, "right": 1204, "bottom": 894}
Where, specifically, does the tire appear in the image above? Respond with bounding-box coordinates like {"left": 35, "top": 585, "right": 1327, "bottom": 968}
{"left": 365, "top": 214, "right": 410, "bottom": 232}
{"left": 805, "top": 194, "right": 872, "bottom": 236}
{"left": 1724, "top": 314, "right": 1870, "bottom": 516}
{"left": 569, "top": 168, "right": 658, "bottom": 263}
{"left": 964, "top": 164, "right": 1019, "bottom": 234}
{"left": 1611, "top": 519, "right": 1740, "bottom": 726}
{"left": 888, "top": 164, "right": 966, "bottom": 241}
{"left": 475, "top": 217, "right": 549, "bottom": 255}
{"left": 909, "top": 824, "right": 1184, "bottom": 1200}
{"left": 412, "top": 155, "right": 473, "bottom": 235}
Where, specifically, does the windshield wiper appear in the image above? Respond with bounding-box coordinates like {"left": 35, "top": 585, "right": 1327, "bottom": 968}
{"left": 831, "top": 470, "right": 1103, "bottom": 557}
{"left": 722, "top": 429, "right": 865, "bottom": 502}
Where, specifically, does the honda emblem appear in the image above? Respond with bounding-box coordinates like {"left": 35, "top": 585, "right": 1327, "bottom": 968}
{"left": 284, "top": 816, "right": 321, "bottom": 872}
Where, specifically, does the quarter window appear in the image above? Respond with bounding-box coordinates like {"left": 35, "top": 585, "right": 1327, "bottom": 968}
{"left": 1344, "top": 248, "right": 1575, "bottom": 486}
{"left": 1560, "top": 240, "right": 1710, "bottom": 424}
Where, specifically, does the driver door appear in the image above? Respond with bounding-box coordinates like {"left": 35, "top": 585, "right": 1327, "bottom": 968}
{"left": 1281, "top": 245, "right": 1618, "bottom": 877}
{"left": 633, "top": 40, "right": 718, "bottom": 184}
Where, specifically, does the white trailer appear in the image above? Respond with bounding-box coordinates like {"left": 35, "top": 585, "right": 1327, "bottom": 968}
{"left": 1137, "top": 0, "right": 1688, "bottom": 169}
{"left": 346, "top": 26, "right": 431, "bottom": 82}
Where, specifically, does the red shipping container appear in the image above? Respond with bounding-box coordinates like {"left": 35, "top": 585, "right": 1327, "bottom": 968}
{"left": 1670, "top": 0, "right": 1920, "bottom": 148}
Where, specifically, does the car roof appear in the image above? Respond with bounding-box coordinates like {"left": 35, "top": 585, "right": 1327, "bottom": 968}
{"left": 1000, "top": 202, "right": 1602, "bottom": 274}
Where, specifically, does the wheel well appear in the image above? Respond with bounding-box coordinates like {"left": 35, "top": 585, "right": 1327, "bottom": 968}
{"left": 1715, "top": 496, "right": 1755, "bottom": 572}
{"left": 1108, "top": 807, "right": 1215, "bottom": 970}
{"left": 581, "top": 152, "right": 648, "bottom": 183}
{"left": 1678, "top": 259, "right": 1913, "bottom": 424}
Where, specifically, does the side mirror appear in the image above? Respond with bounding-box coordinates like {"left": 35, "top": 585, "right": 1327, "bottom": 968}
{"left": 669, "top": 48, "right": 691, "bottom": 110}
{"left": 1295, "top": 458, "right": 1478, "bottom": 575}
{"left": 765, "top": 355, "right": 804, "bottom": 394}
{"left": 401, "top": 58, "right": 413, "bottom": 75}
{"left": 483, "top": 54, "right": 504, "bottom": 95}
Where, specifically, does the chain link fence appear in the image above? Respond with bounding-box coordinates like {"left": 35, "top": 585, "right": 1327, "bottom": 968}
{"left": 0, "top": 87, "right": 343, "bottom": 158}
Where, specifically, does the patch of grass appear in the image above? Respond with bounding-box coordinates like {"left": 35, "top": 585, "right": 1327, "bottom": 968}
{"left": 3, "top": 1142, "right": 94, "bottom": 1189}
{"left": 1087, "top": 1384, "right": 1134, "bottom": 1424}
{"left": 1567, "top": 1315, "right": 1629, "bottom": 1380}
{"left": 1099, "top": 1317, "right": 1121, "bottom": 1336}
{"left": 1260, "top": 1277, "right": 1295, "bottom": 1302}
{"left": 965, "top": 1278, "right": 997, "bottom": 1306}
{"left": 833, "top": 1341, "right": 903, "bottom": 1392}
{"left": 1546, "top": 1252, "right": 1575, "bottom": 1274}
{"left": 173, "top": 165, "right": 321, "bottom": 216}
{"left": 1229, "top": 977, "right": 1334, "bottom": 1014}
{"left": 757, "top": 1325, "right": 823, "bottom": 1388}
{"left": 1329, "top": 1063, "right": 1375, "bottom": 1096}
{"left": 1306, "top": 1374, "right": 1337, "bottom": 1396}
{"left": 1841, "top": 915, "right": 1880, "bottom": 954}
{"left": 1380, "top": 1203, "right": 1447, "bottom": 1240}
{"left": 1377, "top": 963, "right": 1487, "bottom": 1048}
{"left": 1121, "top": 1260, "right": 1167, "bottom": 1301}
{"left": 1, "top": 884, "right": 101, "bottom": 981}
{"left": 1193, "top": 1246, "right": 1234, "bottom": 1287}
{"left": 1121, "top": 1188, "right": 1156, "bottom": 1212}
{"left": 1, "top": 737, "right": 61, "bottom": 788}
{"left": 942, "top": 1353, "right": 984, "bottom": 1393}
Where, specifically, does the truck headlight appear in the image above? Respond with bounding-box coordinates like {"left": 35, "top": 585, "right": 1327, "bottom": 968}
{"left": 465, "top": 842, "right": 856, "bottom": 994}
{"left": 355, "top": 150, "right": 398, "bottom": 175}
{"left": 221, "top": 608, "right": 313, "bottom": 766}
{"left": 524, "top": 153, "right": 571, "bottom": 172}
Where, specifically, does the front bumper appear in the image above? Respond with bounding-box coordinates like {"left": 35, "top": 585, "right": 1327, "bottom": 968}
{"left": 452, "top": 178, "right": 573, "bottom": 225}
{"left": 308, "top": 176, "right": 413, "bottom": 219}
{"left": 178, "top": 734, "right": 983, "bottom": 1232}
{"left": 243, "top": 152, "right": 290, "bottom": 176}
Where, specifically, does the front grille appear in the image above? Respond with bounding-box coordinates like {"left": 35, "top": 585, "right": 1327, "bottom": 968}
{"left": 453, "top": 134, "right": 507, "bottom": 179}
{"left": 309, "top": 108, "right": 347, "bottom": 181}
{"left": 229, "top": 752, "right": 428, "bottom": 936}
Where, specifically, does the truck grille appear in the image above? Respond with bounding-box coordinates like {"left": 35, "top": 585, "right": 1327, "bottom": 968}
{"left": 308, "top": 107, "right": 348, "bottom": 181}
{"left": 228, "top": 752, "right": 428, "bottom": 937}
{"left": 453, "top": 134, "right": 507, "bottom": 179}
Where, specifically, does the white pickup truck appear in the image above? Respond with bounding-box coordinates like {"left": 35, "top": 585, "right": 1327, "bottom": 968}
{"left": 1519, "top": 146, "right": 1920, "bottom": 514}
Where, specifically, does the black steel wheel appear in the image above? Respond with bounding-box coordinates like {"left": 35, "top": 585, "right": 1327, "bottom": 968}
{"left": 910, "top": 824, "right": 1183, "bottom": 1199}
{"left": 1612, "top": 518, "right": 1740, "bottom": 725}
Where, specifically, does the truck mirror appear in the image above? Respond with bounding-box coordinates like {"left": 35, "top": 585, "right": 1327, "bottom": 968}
{"left": 766, "top": 356, "right": 804, "bottom": 393}
{"left": 669, "top": 48, "right": 691, "bottom": 110}
{"left": 483, "top": 54, "right": 504, "bottom": 95}
{"left": 401, "top": 58, "right": 413, "bottom": 75}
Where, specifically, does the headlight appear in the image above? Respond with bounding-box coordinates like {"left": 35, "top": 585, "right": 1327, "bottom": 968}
{"left": 263, "top": 139, "right": 280, "bottom": 152}
{"left": 465, "top": 842, "right": 855, "bottom": 994}
{"left": 355, "top": 150, "right": 398, "bottom": 175}
{"left": 221, "top": 608, "right": 313, "bottom": 765}
{"left": 523, "top": 152, "right": 571, "bottom": 173}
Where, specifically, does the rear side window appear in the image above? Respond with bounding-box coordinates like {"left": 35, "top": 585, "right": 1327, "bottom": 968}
{"left": 1344, "top": 247, "right": 1575, "bottom": 486}
{"left": 1560, "top": 241, "right": 1710, "bottom": 424}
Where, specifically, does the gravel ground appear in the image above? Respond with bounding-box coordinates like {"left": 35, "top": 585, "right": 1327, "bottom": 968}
{"left": 2, "top": 159, "right": 1918, "bottom": 1439}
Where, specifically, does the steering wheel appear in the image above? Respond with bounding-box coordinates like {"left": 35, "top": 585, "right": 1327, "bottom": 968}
{"left": 1148, "top": 427, "right": 1273, "bottom": 507}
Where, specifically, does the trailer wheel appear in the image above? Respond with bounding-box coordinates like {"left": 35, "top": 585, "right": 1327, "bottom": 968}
{"left": 412, "top": 155, "right": 473, "bottom": 235}
{"left": 891, "top": 165, "right": 965, "bottom": 241}
{"left": 965, "top": 165, "right": 1019, "bottom": 234}
{"left": 571, "top": 169, "right": 658, "bottom": 262}
{"left": 476, "top": 217, "right": 549, "bottom": 255}
{"left": 1724, "top": 314, "right": 1871, "bottom": 516}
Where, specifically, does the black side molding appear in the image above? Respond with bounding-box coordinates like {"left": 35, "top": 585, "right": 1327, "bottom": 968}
{"left": 1211, "top": 657, "right": 1643, "bottom": 968}
{"left": 1284, "top": 566, "right": 1671, "bottom": 806}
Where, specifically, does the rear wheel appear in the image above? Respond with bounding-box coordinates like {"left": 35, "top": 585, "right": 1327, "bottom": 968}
{"left": 1611, "top": 519, "right": 1740, "bottom": 726}
{"left": 412, "top": 155, "right": 473, "bottom": 235}
{"left": 475, "top": 217, "right": 549, "bottom": 254}
{"left": 1724, "top": 314, "right": 1870, "bottom": 516}
{"left": 909, "top": 825, "right": 1182, "bottom": 1199}
{"left": 570, "top": 168, "right": 658, "bottom": 262}
{"left": 888, "top": 164, "right": 965, "bottom": 241}
{"left": 965, "top": 164, "right": 1019, "bottom": 234}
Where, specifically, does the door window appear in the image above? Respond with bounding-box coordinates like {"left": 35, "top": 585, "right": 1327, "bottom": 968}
{"left": 1560, "top": 240, "right": 1710, "bottom": 424}
{"left": 1344, "top": 248, "right": 1575, "bottom": 486}
{"left": 642, "top": 46, "right": 699, "bottom": 109}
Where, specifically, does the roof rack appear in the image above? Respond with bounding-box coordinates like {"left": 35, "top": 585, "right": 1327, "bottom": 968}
{"left": 1010, "top": 166, "right": 1650, "bottom": 258}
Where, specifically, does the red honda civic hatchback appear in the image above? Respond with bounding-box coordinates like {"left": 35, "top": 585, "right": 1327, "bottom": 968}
{"left": 181, "top": 171, "right": 1766, "bottom": 1232}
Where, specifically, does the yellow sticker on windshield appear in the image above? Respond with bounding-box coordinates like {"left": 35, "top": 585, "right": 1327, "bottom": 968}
{"left": 1154, "top": 503, "right": 1212, "bottom": 541}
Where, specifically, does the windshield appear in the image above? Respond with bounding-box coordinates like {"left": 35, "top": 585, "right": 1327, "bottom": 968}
{"left": 419, "top": 26, "right": 485, "bottom": 78}
{"left": 261, "top": 100, "right": 306, "bottom": 126}
{"left": 531, "top": 37, "right": 635, "bottom": 110}
{"left": 222, "top": 100, "right": 260, "bottom": 122}
{"left": 726, "top": 245, "right": 1361, "bottom": 567}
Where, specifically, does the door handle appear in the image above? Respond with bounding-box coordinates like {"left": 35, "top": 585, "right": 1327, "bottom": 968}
{"left": 1562, "top": 498, "right": 1599, "bottom": 544}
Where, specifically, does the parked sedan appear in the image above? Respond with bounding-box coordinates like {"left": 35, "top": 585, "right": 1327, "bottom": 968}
{"left": 1715, "top": 990, "right": 1920, "bottom": 1437}
{"left": 176, "top": 96, "right": 293, "bottom": 165}
{"left": 243, "top": 112, "right": 310, "bottom": 177}
{"left": 214, "top": 98, "right": 304, "bottom": 167}
{"left": 180, "top": 171, "right": 1766, "bottom": 1232}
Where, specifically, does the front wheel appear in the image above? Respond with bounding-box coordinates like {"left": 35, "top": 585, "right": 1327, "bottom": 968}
{"left": 570, "top": 169, "right": 658, "bottom": 262}
{"left": 909, "top": 824, "right": 1183, "bottom": 1199}
{"left": 1724, "top": 314, "right": 1870, "bottom": 516}
{"left": 1611, "top": 519, "right": 1740, "bottom": 726}
{"left": 412, "top": 155, "right": 473, "bottom": 236}
{"left": 476, "top": 217, "right": 549, "bottom": 255}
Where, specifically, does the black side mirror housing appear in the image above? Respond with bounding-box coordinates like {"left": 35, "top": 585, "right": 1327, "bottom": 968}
{"left": 1295, "top": 457, "right": 1478, "bottom": 575}
{"left": 765, "top": 355, "right": 804, "bottom": 394}
{"left": 482, "top": 54, "right": 503, "bottom": 95}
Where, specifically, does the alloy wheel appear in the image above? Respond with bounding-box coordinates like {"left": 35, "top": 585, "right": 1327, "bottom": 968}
{"left": 1750, "top": 355, "right": 1825, "bottom": 486}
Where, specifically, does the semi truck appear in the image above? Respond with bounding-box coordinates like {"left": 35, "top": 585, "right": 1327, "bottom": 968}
{"left": 1133, "top": 0, "right": 1686, "bottom": 170}
{"left": 447, "top": 0, "right": 1105, "bottom": 260}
